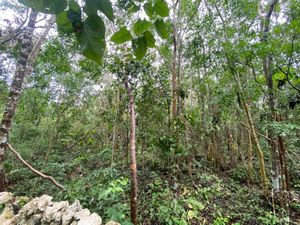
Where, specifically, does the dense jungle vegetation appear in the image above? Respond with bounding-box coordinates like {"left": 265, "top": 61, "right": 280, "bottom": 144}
{"left": 0, "top": 0, "right": 300, "bottom": 224}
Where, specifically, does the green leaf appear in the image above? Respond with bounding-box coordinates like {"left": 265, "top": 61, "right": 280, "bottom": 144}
{"left": 84, "top": 0, "right": 114, "bottom": 21}
{"left": 111, "top": 27, "right": 133, "bottom": 44}
{"left": 154, "top": 0, "right": 169, "bottom": 17}
{"left": 84, "top": 0, "right": 98, "bottom": 15}
{"left": 143, "top": 31, "right": 155, "bottom": 48}
{"left": 144, "top": 2, "right": 155, "bottom": 18}
{"left": 19, "top": 0, "right": 67, "bottom": 14}
{"left": 256, "top": 75, "right": 267, "bottom": 85}
{"left": 56, "top": 12, "right": 73, "bottom": 33}
{"left": 76, "top": 15, "right": 106, "bottom": 63}
{"left": 273, "top": 72, "right": 286, "bottom": 81}
{"left": 132, "top": 37, "right": 147, "bottom": 60}
{"left": 128, "top": 3, "right": 140, "bottom": 13}
{"left": 155, "top": 19, "right": 168, "bottom": 39}
{"left": 133, "top": 19, "right": 151, "bottom": 36}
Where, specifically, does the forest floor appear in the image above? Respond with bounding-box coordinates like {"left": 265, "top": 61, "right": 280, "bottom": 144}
{"left": 137, "top": 160, "right": 300, "bottom": 225}
{"left": 7, "top": 154, "right": 300, "bottom": 225}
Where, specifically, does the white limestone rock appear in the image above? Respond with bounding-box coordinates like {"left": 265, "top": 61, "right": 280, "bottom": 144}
{"left": 0, "top": 192, "right": 13, "bottom": 204}
{"left": 74, "top": 208, "right": 90, "bottom": 220}
{"left": 43, "top": 201, "right": 69, "bottom": 223}
{"left": 77, "top": 213, "right": 102, "bottom": 225}
{"left": 105, "top": 221, "right": 121, "bottom": 225}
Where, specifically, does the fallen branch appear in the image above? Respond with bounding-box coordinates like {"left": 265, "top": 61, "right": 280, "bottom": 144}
{"left": 240, "top": 122, "right": 271, "bottom": 141}
{"left": 7, "top": 144, "right": 65, "bottom": 190}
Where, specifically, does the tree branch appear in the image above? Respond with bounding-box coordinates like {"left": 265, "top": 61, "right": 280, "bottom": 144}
{"left": 0, "top": 9, "right": 29, "bottom": 45}
{"left": 240, "top": 122, "right": 271, "bottom": 141}
{"left": 7, "top": 144, "right": 65, "bottom": 190}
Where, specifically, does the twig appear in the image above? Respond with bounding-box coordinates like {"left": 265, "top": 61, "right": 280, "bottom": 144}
{"left": 240, "top": 122, "right": 271, "bottom": 141}
{"left": 7, "top": 144, "right": 65, "bottom": 190}
{"left": 246, "top": 61, "right": 268, "bottom": 97}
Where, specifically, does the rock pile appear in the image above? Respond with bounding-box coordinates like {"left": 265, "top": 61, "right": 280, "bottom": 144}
{"left": 0, "top": 192, "right": 119, "bottom": 225}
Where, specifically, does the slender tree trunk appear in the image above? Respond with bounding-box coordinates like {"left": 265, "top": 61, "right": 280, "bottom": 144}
{"left": 124, "top": 79, "right": 138, "bottom": 225}
{"left": 247, "top": 128, "right": 254, "bottom": 181}
{"left": 277, "top": 116, "right": 290, "bottom": 192}
{"left": 0, "top": 10, "right": 38, "bottom": 191}
{"left": 234, "top": 71, "right": 269, "bottom": 195}
{"left": 264, "top": 58, "right": 280, "bottom": 192}
{"left": 260, "top": 0, "right": 281, "bottom": 193}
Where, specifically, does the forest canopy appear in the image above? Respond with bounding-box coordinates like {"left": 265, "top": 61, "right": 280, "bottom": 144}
{"left": 0, "top": 0, "right": 300, "bottom": 224}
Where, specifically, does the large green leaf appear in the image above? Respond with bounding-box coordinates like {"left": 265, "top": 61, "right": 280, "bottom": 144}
{"left": 154, "top": 0, "right": 169, "bottom": 17}
{"left": 155, "top": 19, "right": 168, "bottom": 39}
{"left": 132, "top": 37, "right": 147, "bottom": 60}
{"left": 144, "top": 2, "right": 155, "bottom": 18}
{"left": 111, "top": 27, "right": 133, "bottom": 44}
{"left": 133, "top": 19, "right": 151, "bottom": 36}
{"left": 76, "top": 15, "right": 106, "bottom": 63}
{"left": 143, "top": 31, "right": 155, "bottom": 48}
{"left": 84, "top": 0, "right": 114, "bottom": 21}
{"left": 19, "top": 0, "right": 67, "bottom": 14}
{"left": 56, "top": 12, "right": 73, "bottom": 33}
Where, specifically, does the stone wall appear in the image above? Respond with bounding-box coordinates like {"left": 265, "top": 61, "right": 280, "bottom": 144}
{"left": 0, "top": 192, "right": 120, "bottom": 225}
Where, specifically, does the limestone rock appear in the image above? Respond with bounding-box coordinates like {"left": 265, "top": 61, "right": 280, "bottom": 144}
{"left": 36, "top": 195, "right": 53, "bottom": 212}
{"left": 78, "top": 213, "right": 102, "bottom": 225}
{"left": 0, "top": 204, "right": 14, "bottom": 225}
{"left": 61, "top": 209, "right": 75, "bottom": 225}
{"left": 0, "top": 192, "right": 105, "bottom": 225}
{"left": 0, "top": 192, "right": 13, "bottom": 204}
{"left": 69, "top": 200, "right": 82, "bottom": 212}
{"left": 105, "top": 221, "right": 121, "bottom": 225}
{"left": 74, "top": 208, "right": 90, "bottom": 220}
{"left": 43, "top": 201, "right": 69, "bottom": 223}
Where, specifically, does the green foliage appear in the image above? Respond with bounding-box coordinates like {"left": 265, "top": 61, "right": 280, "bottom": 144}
{"left": 84, "top": 0, "right": 114, "bottom": 21}
{"left": 111, "top": 27, "right": 133, "bottom": 44}
{"left": 258, "top": 212, "right": 281, "bottom": 225}
{"left": 133, "top": 19, "right": 151, "bottom": 36}
{"left": 76, "top": 15, "right": 106, "bottom": 63}
{"left": 155, "top": 19, "right": 168, "bottom": 39}
{"left": 153, "top": 0, "right": 169, "bottom": 17}
{"left": 144, "top": 2, "right": 155, "bottom": 18}
{"left": 19, "top": 0, "right": 67, "bottom": 14}
{"left": 2, "top": 0, "right": 300, "bottom": 224}
{"left": 143, "top": 31, "right": 155, "bottom": 48}
{"left": 56, "top": 12, "right": 73, "bottom": 33}
{"left": 132, "top": 37, "right": 148, "bottom": 60}
{"left": 213, "top": 213, "right": 229, "bottom": 225}
{"left": 60, "top": 169, "right": 131, "bottom": 224}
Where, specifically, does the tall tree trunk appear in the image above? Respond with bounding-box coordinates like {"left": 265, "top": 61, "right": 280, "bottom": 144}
{"left": 260, "top": 0, "right": 281, "bottom": 193}
{"left": 124, "top": 79, "right": 138, "bottom": 225}
{"left": 234, "top": 71, "right": 269, "bottom": 195}
{"left": 171, "top": 23, "right": 177, "bottom": 118}
{"left": 0, "top": 10, "right": 38, "bottom": 191}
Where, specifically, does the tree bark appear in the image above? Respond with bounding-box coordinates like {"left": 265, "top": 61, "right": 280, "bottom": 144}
{"left": 0, "top": 10, "right": 38, "bottom": 191}
{"left": 234, "top": 71, "right": 269, "bottom": 195}
{"left": 247, "top": 128, "right": 254, "bottom": 181}
{"left": 124, "top": 79, "right": 138, "bottom": 225}
{"left": 260, "top": 0, "right": 281, "bottom": 193}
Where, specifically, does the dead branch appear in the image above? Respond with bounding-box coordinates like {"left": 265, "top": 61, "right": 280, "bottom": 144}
{"left": 7, "top": 144, "right": 65, "bottom": 190}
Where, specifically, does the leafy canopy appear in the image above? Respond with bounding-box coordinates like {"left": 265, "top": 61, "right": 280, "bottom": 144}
{"left": 19, "top": 0, "right": 170, "bottom": 62}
